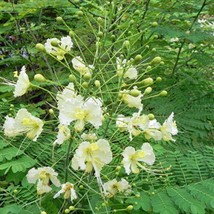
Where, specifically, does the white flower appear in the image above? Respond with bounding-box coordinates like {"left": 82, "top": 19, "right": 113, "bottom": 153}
{"left": 57, "top": 82, "right": 77, "bottom": 109}
{"left": 120, "top": 87, "right": 143, "bottom": 109}
{"left": 3, "top": 108, "right": 44, "bottom": 141}
{"left": 27, "top": 167, "right": 61, "bottom": 195}
{"left": 44, "top": 36, "right": 73, "bottom": 60}
{"left": 54, "top": 182, "right": 77, "bottom": 202}
{"left": 54, "top": 124, "right": 70, "bottom": 145}
{"left": 81, "top": 133, "right": 97, "bottom": 141}
{"left": 71, "top": 139, "right": 112, "bottom": 177}
{"left": 122, "top": 143, "right": 155, "bottom": 175}
{"left": 72, "top": 56, "right": 94, "bottom": 75}
{"left": 116, "top": 57, "right": 138, "bottom": 79}
{"left": 103, "top": 178, "right": 131, "bottom": 197}
{"left": 160, "top": 112, "right": 178, "bottom": 141}
{"left": 13, "top": 66, "right": 30, "bottom": 97}
{"left": 59, "top": 96, "right": 104, "bottom": 132}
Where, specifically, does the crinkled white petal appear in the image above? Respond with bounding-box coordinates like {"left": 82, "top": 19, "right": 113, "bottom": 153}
{"left": 124, "top": 67, "right": 138, "bottom": 79}
{"left": 54, "top": 124, "right": 70, "bottom": 145}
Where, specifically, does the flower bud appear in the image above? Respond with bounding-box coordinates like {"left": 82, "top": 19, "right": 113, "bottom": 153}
{"left": 69, "top": 30, "right": 75, "bottom": 37}
{"left": 79, "top": 185, "right": 84, "bottom": 189}
{"left": 146, "top": 66, "right": 152, "bottom": 71}
{"left": 144, "top": 87, "right": 152, "bottom": 95}
{"left": 94, "top": 80, "right": 101, "bottom": 87}
{"left": 134, "top": 10, "right": 140, "bottom": 15}
{"left": 156, "top": 77, "right": 162, "bottom": 82}
{"left": 134, "top": 54, "right": 143, "bottom": 62}
{"left": 152, "top": 48, "right": 156, "bottom": 52}
{"left": 129, "top": 19, "right": 135, "bottom": 24}
{"left": 160, "top": 61, "right": 164, "bottom": 65}
{"left": 135, "top": 193, "right": 140, "bottom": 198}
{"left": 69, "top": 206, "right": 75, "bottom": 211}
{"left": 65, "top": 209, "right": 70, "bottom": 213}
{"left": 83, "top": 72, "right": 91, "bottom": 81}
{"left": 35, "top": 43, "right": 45, "bottom": 52}
{"left": 50, "top": 39, "right": 59, "bottom": 47}
{"left": 130, "top": 89, "right": 141, "bottom": 97}
{"left": 13, "top": 189, "right": 18, "bottom": 194}
{"left": 141, "top": 77, "right": 153, "bottom": 86}
{"left": 56, "top": 16, "right": 63, "bottom": 22}
{"left": 151, "top": 21, "right": 158, "bottom": 27}
{"left": 82, "top": 82, "right": 88, "bottom": 88}
{"left": 116, "top": 166, "right": 121, "bottom": 170}
{"left": 148, "top": 113, "right": 154, "bottom": 120}
{"left": 97, "top": 31, "right": 103, "bottom": 38}
{"left": 34, "top": 74, "right": 46, "bottom": 82}
{"left": 69, "top": 74, "right": 76, "bottom": 82}
{"left": 97, "top": 17, "right": 103, "bottom": 23}
{"left": 145, "top": 45, "right": 150, "bottom": 49}
{"left": 49, "top": 109, "right": 54, "bottom": 114}
{"left": 77, "top": 10, "right": 84, "bottom": 16}
{"left": 153, "top": 35, "right": 158, "bottom": 39}
{"left": 41, "top": 212, "right": 47, "bottom": 214}
{"left": 126, "top": 205, "right": 133, "bottom": 211}
{"left": 123, "top": 40, "right": 130, "bottom": 48}
{"left": 160, "top": 90, "right": 167, "bottom": 96}
{"left": 151, "top": 56, "right": 162, "bottom": 65}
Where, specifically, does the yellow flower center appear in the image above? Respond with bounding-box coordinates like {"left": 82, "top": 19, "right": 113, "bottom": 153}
{"left": 22, "top": 118, "right": 39, "bottom": 128}
{"left": 75, "top": 109, "right": 87, "bottom": 120}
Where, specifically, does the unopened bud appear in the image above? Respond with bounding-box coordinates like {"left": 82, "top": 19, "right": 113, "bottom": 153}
{"left": 129, "top": 19, "right": 135, "bottom": 25}
{"left": 156, "top": 77, "right": 162, "bottom": 82}
{"left": 135, "top": 193, "right": 140, "bottom": 198}
{"left": 151, "top": 56, "right": 162, "bottom": 64}
{"left": 83, "top": 72, "right": 91, "bottom": 81}
{"left": 134, "top": 54, "right": 143, "bottom": 62}
{"left": 41, "top": 212, "right": 47, "bottom": 214}
{"left": 160, "top": 90, "right": 167, "bottom": 96}
{"left": 77, "top": 10, "right": 84, "bottom": 16}
{"left": 160, "top": 61, "right": 164, "bottom": 65}
{"left": 152, "top": 48, "right": 156, "bottom": 52}
{"left": 130, "top": 89, "right": 141, "bottom": 97}
{"left": 116, "top": 166, "right": 121, "bottom": 170}
{"left": 82, "top": 82, "right": 88, "bottom": 88}
{"left": 49, "top": 109, "right": 54, "bottom": 114}
{"left": 134, "top": 10, "right": 140, "bottom": 15}
{"left": 151, "top": 21, "right": 158, "bottom": 27}
{"left": 123, "top": 40, "right": 130, "bottom": 48}
{"left": 126, "top": 205, "right": 133, "bottom": 211}
{"left": 69, "top": 30, "right": 75, "bottom": 37}
{"left": 69, "top": 74, "right": 76, "bottom": 82}
{"left": 141, "top": 77, "right": 153, "bottom": 85}
{"left": 148, "top": 114, "right": 154, "bottom": 120}
{"left": 95, "top": 80, "right": 100, "bottom": 87}
{"left": 153, "top": 35, "right": 158, "bottom": 39}
{"left": 97, "top": 31, "right": 103, "bottom": 38}
{"left": 13, "top": 189, "right": 18, "bottom": 194}
{"left": 35, "top": 43, "right": 45, "bottom": 52}
{"left": 146, "top": 66, "right": 152, "bottom": 71}
{"left": 79, "top": 185, "right": 84, "bottom": 189}
{"left": 97, "top": 17, "right": 103, "bottom": 23}
{"left": 69, "top": 206, "right": 75, "bottom": 211}
{"left": 144, "top": 87, "right": 152, "bottom": 94}
{"left": 65, "top": 209, "right": 70, "bottom": 213}
{"left": 56, "top": 16, "right": 63, "bottom": 22}
{"left": 145, "top": 45, "right": 150, "bottom": 49}
{"left": 50, "top": 39, "right": 59, "bottom": 47}
{"left": 34, "top": 74, "right": 46, "bottom": 82}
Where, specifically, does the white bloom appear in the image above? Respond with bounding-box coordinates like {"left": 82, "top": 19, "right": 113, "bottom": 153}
{"left": 54, "top": 182, "right": 77, "bottom": 202}
{"left": 72, "top": 56, "right": 94, "bottom": 75}
{"left": 103, "top": 178, "right": 131, "bottom": 197}
{"left": 59, "top": 96, "right": 103, "bottom": 132}
{"left": 57, "top": 82, "right": 77, "bottom": 109}
{"left": 14, "top": 66, "right": 30, "bottom": 97}
{"left": 44, "top": 36, "right": 73, "bottom": 60}
{"left": 54, "top": 124, "right": 70, "bottom": 145}
{"left": 122, "top": 143, "right": 155, "bottom": 175}
{"left": 71, "top": 139, "right": 112, "bottom": 177}
{"left": 116, "top": 57, "right": 138, "bottom": 79}
{"left": 160, "top": 112, "right": 178, "bottom": 141}
{"left": 27, "top": 167, "right": 60, "bottom": 195}
{"left": 3, "top": 108, "right": 44, "bottom": 141}
{"left": 120, "top": 87, "right": 143, "bottom": 109}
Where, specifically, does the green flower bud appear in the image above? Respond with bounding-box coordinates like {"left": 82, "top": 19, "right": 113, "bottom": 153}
{"left": 134, "top": 54, "right": 143, "bottom": 62}
{"left": 111, "top": 34, "right": 116, "bottom": 39}
{"left": 116, "top": 166, "right": 121, "bottom": 170}
{"left": 95, "top": 80, "right": 101, "bottom": 87}
{"left": 77, "top": 10, "right": 84, "bottom": 16}
{"left": 151, "top": 21, "right": 158, "bottom": 27}
{"left": 56, "top": 16, "right": 63, "bottom": 22}
{"left": 34, "top": 74, "right": 46, "bottom": 82}
{"left": 144, "top": 87, "right": 152, "bottom": 94}
{"left": 49, "top": 109, "right": 54, "bottom": 114}
{"left": 69, "top": 30, "right": 75, "bottom": 37}
{"left": 123, "top": 40, "right": 130, "bottom": 48}
{"left": 135, "top": 193, "right": 140, "bottom": 198}
{"left": 69, "top": 74, "right": 76, "bottom": 82}
{"left": 41, "top": 212, "right": 47, "bottom": 214}
{"left": 151, "top": 56, "right": 162, "bottom": 65}
{"left": 13, "top": 189, "right": 18, "bottom": 194}
{"left": 141, "top": 77, "right": 153, "bottom": 85}
{"left": 148, "top": 113, "right": 154, "bottom": 120}
{"left": 83, "top": 72, "right": 91, "bottom": 81}
{"left": 160, "top": 90, "right": 167, "bottom": 96}
{"left": 35, "top": 43, "right": 45, "bottom": 52}
{"left": 10, "top": 104, "right": 14, "bottom": 108}
{"left": 145, "top": 45, "right": 150, "bottom": 49}
{"left": 82, "top": 82, "right": 88, "bottom": 88}
{"left": 69, "top": 206, "right": 75, "bottom": 211}
{"left": 65, "top": 209, "right": 70, "bottom": 213}
{"left": 152, "top": 48, "right": 156, "bottom": 52}
{"left": 146, "top": 66, "right": 152, "bottom": 71}
{"left": 134, "top": 10, "right": 140, "bottom": 15}
{"left": 97, "top": 17, "right": 103, "bottom": 23}
{"left": 97, "top": 31, "right": 103, "bottom": 38}
{"left": 130, "top": 89, "right": 140, "bottom": 97}
{"left": 153, "top": 35, "right": 158, "bottom": 39}
{"left": 50, "top": 39, "right": 59, "bottom": 47}
{"left": 160, "top": 61, "right": 164, "bottom": 65}
{"left": 129, "top": 20, "right": 135, "bottom": 25}
{"left": 74, "top": 0, "right": 80, "bottom": 3}
{"left": 79, "top": 185, "right": 84, "bottom": 189}
{"left": 156, "top": 77, "right": 162, "bottom": 82}
{"left": 126, "top": 205, "right": 133, "bottom": 211}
